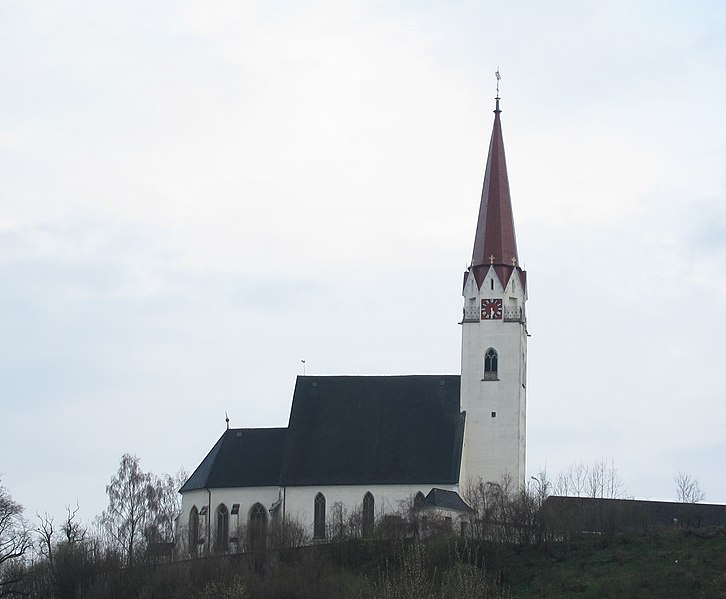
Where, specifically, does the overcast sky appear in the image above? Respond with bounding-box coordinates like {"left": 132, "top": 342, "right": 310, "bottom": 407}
{"left": 1, "top": 1, "right": 725, "bottom": 524}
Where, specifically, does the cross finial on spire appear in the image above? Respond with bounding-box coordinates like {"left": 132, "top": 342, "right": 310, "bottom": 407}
{"left": 495, "top": 68, "right": 501, "bottom": 113}
{"left": 489, "top": 254, "right": 496, "bottom": 265}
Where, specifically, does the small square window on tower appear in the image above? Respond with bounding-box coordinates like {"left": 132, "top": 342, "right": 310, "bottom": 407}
{"left": 491, "top": 411, "right": 496, "bottom": 418}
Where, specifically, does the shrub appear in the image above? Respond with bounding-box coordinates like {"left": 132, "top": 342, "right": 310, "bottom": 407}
{"left": 195, "top": 575, "right": 249, "bottom": 599}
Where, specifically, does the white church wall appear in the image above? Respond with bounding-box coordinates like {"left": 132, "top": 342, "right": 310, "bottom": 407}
{"left": 179, "top": 483, "right": 462, "bottom": 549}
{"left": 179, "top": 486, "right": 281, "bottom": 551}
{"left": 283, "top": 483, "right": 458, "bottom": 536}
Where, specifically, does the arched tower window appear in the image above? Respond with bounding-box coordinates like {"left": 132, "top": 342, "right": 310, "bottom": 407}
{"left": 248, "top": 503, "right": 267, "bottom": 550}
{"left": 483, "top": 348, "right": 498, "bottom": 380}
{"left": 314, "top": 493, "right": 326, "bottom": 539}
{"left": 189, "top": 506, "right": 199, "bottom": 556}
{"left": 215, "top": 504, "right": 229, "bottom": 552}
{"left": 362, "top": 492, "right": 375, "bottom": 537}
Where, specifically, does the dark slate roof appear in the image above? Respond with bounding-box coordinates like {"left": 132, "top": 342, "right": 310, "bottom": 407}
{"left": 423, "top": 488, "right": 473, "bottom": 513}
{"left": 280, "top": 375, "right": 464, "bottom": 486}
{"left": 541, "top": 496, "right": 726, "bottom": 532}
{"left": 180, "top": 427, "right": 286, "bottom": 492}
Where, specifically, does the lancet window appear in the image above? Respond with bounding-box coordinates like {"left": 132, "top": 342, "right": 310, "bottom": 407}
{"left": 483, "top": 348, "right": 498, "bottom": 380}
{"left": 215, "top": 504, "right": 229, "bottom": 551}
{"left": 362, "top": 492, "right": 375, "bottom": 537}
{"left": 314, "top": 493, "right": 326, "bottom": 539}
{"left": 189, "top": 506, "right": 199, "bottom": 555}
{"left": 249, "top": 503, "right": 267, "bottom": 550}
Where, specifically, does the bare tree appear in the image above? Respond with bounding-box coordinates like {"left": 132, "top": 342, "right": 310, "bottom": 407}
{"left": 463, "top": 478, "right": 500, "bottom": 541}
{"left": 62, "top": 502, "right": 87, "bottom": 545}
{"left": 145, "top": 470, "right": 186, "bottom": 544}
{"left": 99, "top": 454, "right": 152, "bottom": 567}
{"left": 529, "top": 469, "right": 552, "bottom": 506}
{"left": 31, "top": 502, "right": 93, "bottom": 598}
{"left": 35, "top": 512, "right": 55, "bottom": 566}
{"left": 587, "top": 458, "right": 624, "bottom": 499}
{"left": 554, "top": 462, "right": 587, "bottom": 497}
{"left": 269, "top": 516, "right": 309, "bottom": 549}
{"left": 100, "top": 456, "right": 186, "bottom": 567}
{"left": 675, "top": 472, "right": 705, "bottom": 503}
{"left": 0, "top": 479, "right": 31, "bottom": 597}
{"left": 553, "top": 459, "right": 625, "bottom": 500}
{"left": 463, "top": 474, "right": 533, "bottom": 544}
{"left": 329, "top": 502, "right": 349, "bottom": 541}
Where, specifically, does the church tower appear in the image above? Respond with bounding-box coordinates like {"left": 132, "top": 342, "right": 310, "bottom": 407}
{"left": 459, "top": 93, "right": 527, "bottom": 490}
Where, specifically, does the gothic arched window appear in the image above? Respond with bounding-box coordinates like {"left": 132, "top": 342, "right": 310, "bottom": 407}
{"left": 215, "top": 504, "right": 229, "bottom": 552}
{"left": 249, "top": 503, "right": 267, "bottom": 550}
{"left": 189, "top": 506, "right": 199, "bottom": 556}
{"left": 484, "top": 348, "right": 498, "bottom": 380}
{"left": 362, "top": 492, "right": 375, "bottom": 537}
{"left": 314, "top": 493, "right": 326, "bottom": 539}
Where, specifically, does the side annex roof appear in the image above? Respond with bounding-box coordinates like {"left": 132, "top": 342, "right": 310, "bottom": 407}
{"left": 423, "top": 488, "right": 474, "bottom": 513}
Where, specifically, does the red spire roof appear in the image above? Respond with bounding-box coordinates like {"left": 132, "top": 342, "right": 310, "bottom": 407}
{"left": 467, "top": 98, "right": 523, "bottom": 290}
{"left": 471, "top": 99, "right": 519, "bottom": 271}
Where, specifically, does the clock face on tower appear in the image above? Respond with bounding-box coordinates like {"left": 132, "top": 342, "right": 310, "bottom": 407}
{"left": 481, "top": 298, "right": 503, "bottom": 320}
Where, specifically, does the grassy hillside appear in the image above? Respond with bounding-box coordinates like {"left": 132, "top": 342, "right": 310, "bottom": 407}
{"left": 16, "top": 526, "right": 726, "bottom": 597}
{"left": 499, "top": 528, "right": 726, "bottom": 598}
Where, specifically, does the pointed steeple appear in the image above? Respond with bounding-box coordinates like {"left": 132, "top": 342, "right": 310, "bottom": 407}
{"left": 469, "top": 95, "right": 521, "bottom": 289}
{"left": 459, "top": 78, "right": 528, "bottom": 491}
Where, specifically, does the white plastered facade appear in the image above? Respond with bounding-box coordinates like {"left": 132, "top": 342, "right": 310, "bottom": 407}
{"left": 180, "top": 486, "right": 281, "bottom": 553}
{"left": 459, "top": 265, "right": 527, "bottom": 489}
{"left": 282, "top": 483, "right": 458, "bottom": 527}
{"left": 179, "top": 483, "right": 458, "bottom": 552}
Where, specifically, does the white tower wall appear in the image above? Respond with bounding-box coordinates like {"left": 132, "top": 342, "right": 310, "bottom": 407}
{"left": 459, "top": 266, "right": 527, "bottom": 489}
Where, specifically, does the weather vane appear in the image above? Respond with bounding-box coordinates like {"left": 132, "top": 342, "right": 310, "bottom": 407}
{"left": 495, "top": 68, "right": 501, "bottom": 97}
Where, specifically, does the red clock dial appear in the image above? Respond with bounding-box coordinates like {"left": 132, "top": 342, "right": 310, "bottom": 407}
{"left": 481, "top": 298, "right": 503, "bottom": 320}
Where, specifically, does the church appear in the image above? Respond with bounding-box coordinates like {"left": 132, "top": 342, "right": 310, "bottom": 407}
{"left": 177, "top": 93, "right": 528, "bottom": 554}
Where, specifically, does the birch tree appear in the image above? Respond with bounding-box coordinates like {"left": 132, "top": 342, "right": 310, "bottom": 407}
{"left": 99, "top": 454, "right": 151, "bottom": 567}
